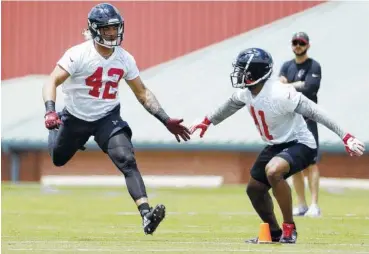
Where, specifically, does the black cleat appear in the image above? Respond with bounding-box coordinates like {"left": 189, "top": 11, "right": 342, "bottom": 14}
{"left": 142, "top": 204, "right": 166, "bottom": 235}
{"left": 279, "top": 223, "right": 297, "bottom": 244}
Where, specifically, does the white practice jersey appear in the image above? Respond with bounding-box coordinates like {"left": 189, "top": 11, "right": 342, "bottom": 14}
{"left": 57, "top": 40, "right": 139, "bottom": 121}
{"left": 234, "top": 79, "right": 317, "bottom": 148}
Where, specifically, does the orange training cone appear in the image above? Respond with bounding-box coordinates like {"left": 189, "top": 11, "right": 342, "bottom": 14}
{"left": 257, "top": 223, "right": 272, "bottom": 244}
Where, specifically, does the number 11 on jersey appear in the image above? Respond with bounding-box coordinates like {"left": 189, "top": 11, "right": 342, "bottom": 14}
{"left": 250, "top": 106, "right": 273, "bottom": 140}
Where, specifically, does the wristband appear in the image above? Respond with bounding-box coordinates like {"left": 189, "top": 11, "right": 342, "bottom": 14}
{"left": 45, "top": 100, "right": 56, "bottom": 112}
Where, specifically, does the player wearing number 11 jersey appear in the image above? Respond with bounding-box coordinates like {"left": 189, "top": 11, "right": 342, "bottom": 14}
{"left": 42, "top": 3, "right": 191, "bottom": 235}
{"left": 190, "top": 48, "right": 365, "bottom": 244}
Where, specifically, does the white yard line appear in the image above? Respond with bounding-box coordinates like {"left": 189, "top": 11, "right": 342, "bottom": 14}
{"left": 4, "top": 241, "right": 369, "bottom": 246}
{"left": 3, "top": 210, "right": 369, "bottom": 220}
{"left": 6, "top": 248, "right": 369, "bottom": 253}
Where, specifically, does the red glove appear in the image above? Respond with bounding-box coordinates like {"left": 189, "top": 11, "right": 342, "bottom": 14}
{"left": 45, "top": 111, "right": 62, "bottom": 130}
{"left": 190, "top": 117, "right": 212, "bottom": 138}
{"left": 165, "top": 118, "right": 191, "bottom": 142}
{"left": 342, "top": 133, "right": 365, "bottom": 156}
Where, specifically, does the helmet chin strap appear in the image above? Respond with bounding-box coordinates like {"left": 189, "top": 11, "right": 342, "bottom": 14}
{"left": 244, "top": 67, "right": 273, "bottom": 88}
{"left": 95, "top": 40, "right": 114, "bottom": 49}
{"left": 94, "top": 27, "right": 123, "bottom": 48}
{"left": 94, "top": 37, "right": 122, "bottom": 48}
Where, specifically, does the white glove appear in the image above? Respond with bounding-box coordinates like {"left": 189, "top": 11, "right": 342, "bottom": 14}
{"left": 343, "top": 133, "right": 365, "bottom": 156}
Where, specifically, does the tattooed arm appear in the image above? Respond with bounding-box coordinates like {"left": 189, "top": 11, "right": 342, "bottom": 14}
{"left": 126, "top": 76, "right": 170, "bottom": 124}
{"left": 126, "top": 76, "right": 191, "bottom": 142}
{"left": 294, "top": 94, "right": 345, "bottom": 138}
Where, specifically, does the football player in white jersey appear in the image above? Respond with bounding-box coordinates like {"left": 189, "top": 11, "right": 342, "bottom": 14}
{"left": 42, "top": 3, "right": 190, "bottom": 235}
{"left": 190, "top": 48, "right": 365, "bottom": 244}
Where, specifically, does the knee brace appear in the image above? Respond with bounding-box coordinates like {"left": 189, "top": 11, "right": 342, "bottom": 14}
{"left": 108, "top": 145, "right": 138, "bottom": 176}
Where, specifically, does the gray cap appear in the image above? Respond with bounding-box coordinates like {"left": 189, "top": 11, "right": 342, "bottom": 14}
{"left": 292, "top": 32, "right": 309, "bottom": 44}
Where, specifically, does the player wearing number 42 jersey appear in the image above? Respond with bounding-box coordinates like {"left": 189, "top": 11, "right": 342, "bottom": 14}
{"left": 42, "top": 3, "right": 191, "bottom": 235}
{"left": 190, "top": 48, "right": 365, "bottom": 244}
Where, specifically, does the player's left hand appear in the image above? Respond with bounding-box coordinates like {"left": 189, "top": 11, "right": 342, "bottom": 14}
{"left": 165, "top": 118, "right": 191, "bottom": 142}
{"left": 343, "top": 133, "right": 365, "bottom": 156}
{"left": 44, "top": 111, "right": 62, "bottom": 130}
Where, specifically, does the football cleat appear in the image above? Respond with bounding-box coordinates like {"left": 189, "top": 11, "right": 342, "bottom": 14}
{"left": 279, "top": 223, "right": 298, "bottom": 244}
{"left": 142, "top": 204, "right": 166, "bottom": 235}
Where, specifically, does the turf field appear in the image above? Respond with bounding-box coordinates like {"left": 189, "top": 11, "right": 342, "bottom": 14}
{"left": 2, "top": 184, "right": 369, "bottom": 253}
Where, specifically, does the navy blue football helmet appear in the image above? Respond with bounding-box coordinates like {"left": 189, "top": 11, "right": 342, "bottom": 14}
{"left": 88, "top": 3, "right": 124, "bottom": 48}
{"left": 230, "top": 48, "right": 273, "bottom": 88}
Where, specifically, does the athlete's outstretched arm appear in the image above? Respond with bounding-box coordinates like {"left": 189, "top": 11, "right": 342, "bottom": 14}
{"left": 190, "top": 92, "right": 246, "bottom": 138}
{"left": 294, "top": 94, "right": 365, "bottom": 156}
{"left": 126, "top": 76, "right": 190, "bottom": 142}
{"left": 294, "top": 95, "right": 345, "bottom": 138}
{"left": 207, "top": 93, "right": 246, "bottom": 125}
{"left": 126, "top": 76, "right": 170, "bottom": 123}
{"left": 42, "top": 65, "right": 70, "bottom": 129}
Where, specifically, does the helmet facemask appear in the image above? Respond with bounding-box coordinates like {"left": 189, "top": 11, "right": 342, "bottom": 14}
{"left": 230, "top": 62, "right": 273, "bottom": 89}
{"left": 88, "top": 20, "right": 124, "bottom": 48}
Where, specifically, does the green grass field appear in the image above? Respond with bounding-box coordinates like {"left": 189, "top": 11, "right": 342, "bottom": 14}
{"left": 2, "top": 183, "right": 369, "bottom": 253}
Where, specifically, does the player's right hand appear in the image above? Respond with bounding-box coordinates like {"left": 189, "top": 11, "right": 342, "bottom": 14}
{"left": 165, "top": 118, "right": 191, "bottom": 142}
{"left": 44, "top": 111, "right": 62, "bottom": 130}
{"left": 342, "top": 133, "right": 365, "bottom": 156}
{"left": 190, "top": 117, "right": 212, "bottom": 138}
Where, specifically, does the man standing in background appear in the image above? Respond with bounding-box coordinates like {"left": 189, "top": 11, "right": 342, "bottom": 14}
{"left": 279, "top": 32, "right": 322, "bottom": 217}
